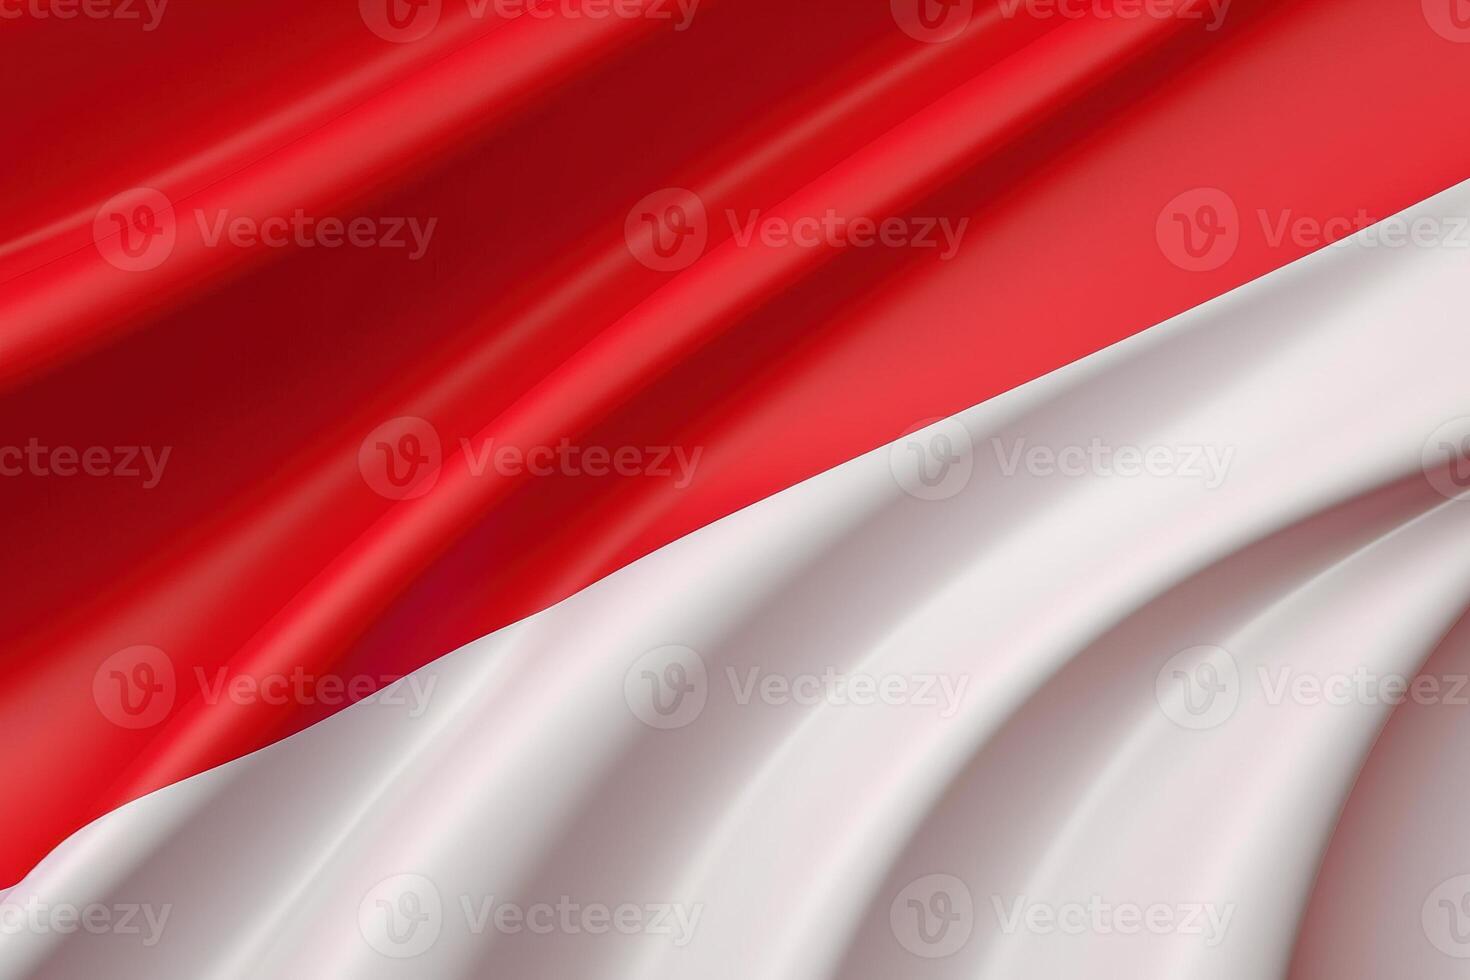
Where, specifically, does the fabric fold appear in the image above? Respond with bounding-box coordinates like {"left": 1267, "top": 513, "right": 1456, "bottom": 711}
{"left": 7, "top": 175, "right": 1470, "bottom": 978}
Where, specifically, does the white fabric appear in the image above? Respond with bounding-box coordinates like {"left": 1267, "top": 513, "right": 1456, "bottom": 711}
{"left": 7, "top": 180, "right": 1470, "bottom": 979}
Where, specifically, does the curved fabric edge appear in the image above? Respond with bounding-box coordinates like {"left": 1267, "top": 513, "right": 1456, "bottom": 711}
{"left": 5, "top": 177, "right": 1470, "bottom": 978}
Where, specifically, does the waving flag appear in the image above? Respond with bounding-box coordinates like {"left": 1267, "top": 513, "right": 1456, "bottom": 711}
{"left": 5, "top": 1, "right": 1470, "bottom": 976}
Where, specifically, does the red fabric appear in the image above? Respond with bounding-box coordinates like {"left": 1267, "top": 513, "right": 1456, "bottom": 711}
{"left": 2, "top": 0, "right": 1468, "bottom": 885}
